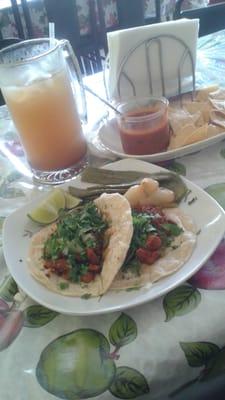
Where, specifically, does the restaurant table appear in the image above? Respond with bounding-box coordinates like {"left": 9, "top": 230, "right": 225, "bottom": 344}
{"left": 1, "top": 30, "right": 225, "bottom": 400}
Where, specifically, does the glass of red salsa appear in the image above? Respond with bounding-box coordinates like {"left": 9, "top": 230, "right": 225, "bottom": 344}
{"left": 116, "top": 96, "right": 170, "bottom": 155}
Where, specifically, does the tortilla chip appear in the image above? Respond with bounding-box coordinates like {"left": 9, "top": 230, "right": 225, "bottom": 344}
{"left": 209, "top": 88, "right": 225, "bottom": 100}
{"left": 207, "top": 123, "right": 225, "bottom": 137}
{"left": 169, "top": 108, "right": 201, "bottom": 134}
{"left": 209, "top": 98, "right": 225, "bottom": 113}
{"left": 196, "top": 85, "right": 219, "bottom": 101}
{"left": 167, "top": 85, "right": 225, "bottom": 150}
{"left": 27, "top": 193, "right": 133, "bottom": 297}
{"left": 182, "top": 124, "right": 209, "bottom": 146}
{"left": 183, "top": 101, "right": 211, "bottom": 124}
{"left": 168, "top": 123, "right": 199, "bottom": 149}
{"left": 210, "top": 110, "right": 225, "bottom": 129}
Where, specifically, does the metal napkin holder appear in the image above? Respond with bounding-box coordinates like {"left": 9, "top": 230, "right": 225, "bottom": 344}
{"left": 104, "top": 33, "right": 196, "bottom": 101}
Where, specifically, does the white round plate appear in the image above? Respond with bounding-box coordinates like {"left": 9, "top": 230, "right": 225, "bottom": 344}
{"left": 3, "top": 158, "right": 225, "bottom": 315}
{"left": 98, "top": 119, "right": 225, "bottom": 162}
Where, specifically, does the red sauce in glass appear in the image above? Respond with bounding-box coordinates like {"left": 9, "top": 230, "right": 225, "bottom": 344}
{"left": 119, "top": 106, "right": 170, "bottom": 155}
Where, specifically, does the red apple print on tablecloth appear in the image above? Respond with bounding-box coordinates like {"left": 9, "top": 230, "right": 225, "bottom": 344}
{"left": 189, "top": 239, "right": 225, "bottom": 289}
{"left": 189, "top": 182, "right": 225, "bottom": 290}
{"left": 0, "top": 279, "right": 24, "bottom": 350}
{"left": 0, "top": 276, "right": 58, "bottom": 351}
{"left": 0, "top": 309, "right": 24, "bottom": 351}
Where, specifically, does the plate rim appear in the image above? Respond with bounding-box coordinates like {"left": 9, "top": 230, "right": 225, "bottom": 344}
{"left": 3, "top": 158, "right": 225, "bottom": 315}
{"left": 98, "top": 120, "right": 225, "bottom": 162}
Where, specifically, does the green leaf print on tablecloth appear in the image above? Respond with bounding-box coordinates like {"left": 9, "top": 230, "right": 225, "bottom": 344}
{"left": 200, "top": 346, "right": 225, "bottom": 381}
{"left": 163, "top": 285, "right": 201, "bottom": 321}
{"left": 109, "top": 313, "right": 137, "bottom": 348}
{"left": 205, "top": 182, "right": 225, "bottom": 210}
{"left": 0, "top": 275, "right": 18, "bottom": 302}
{"left": 0, "top": 171, "right": 24, "bottom": 198}
{"left": 180, "top": 342, "right": 220, "bottom": 367}
{"left": 109, "top": 367, "right": 149, "bottom": 399}
{"left": 23, "top": 305, "right": 58, "bottom": 327}
{"left": 171, "top": 341, "right": 225, "bottom": 397}
{"left": 36, "top": 313, "right": 150, "bottom": 399}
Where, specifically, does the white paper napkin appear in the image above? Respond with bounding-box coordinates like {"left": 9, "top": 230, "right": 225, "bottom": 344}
{"left": 107, "top": 19, "right": 199, "bottom": 101}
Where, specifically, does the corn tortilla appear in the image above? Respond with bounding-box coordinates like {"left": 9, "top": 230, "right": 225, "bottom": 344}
{"left": 27, "top": 193, "right": 133, "bottom": 297}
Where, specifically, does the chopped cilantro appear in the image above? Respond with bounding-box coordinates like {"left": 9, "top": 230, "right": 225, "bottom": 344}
{"left": 68, "top": 260, "right": 88, "bottom": 283}
{"left": 161, "top": 223, "right": 183, "bottom": 236}
{"left": 126, "top": 286, "right": 141, "bottom": 292}
{"left": 171, "top": 244, "right": 179, "bottom": 250}
{"left": 43, "top": 202, "right": 107, "bottom": 282}
{"left": 59, "top": 282, "right": 69, "bottom": 290}
{"left": 123, "top": 259, "right": 141, "bottom": 276}
{"left": 123, "top": 209, "right": 161, "bottom": 271}
{"left": 123, "top": 208, "right": 183, "bottom": 272}
{"left": 81, "top": 294, "right": 92, "bottom": 300}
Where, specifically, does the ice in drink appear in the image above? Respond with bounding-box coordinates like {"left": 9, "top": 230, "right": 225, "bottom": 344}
{"left": 2, "top": 69, "right": 87, "bottom": 171}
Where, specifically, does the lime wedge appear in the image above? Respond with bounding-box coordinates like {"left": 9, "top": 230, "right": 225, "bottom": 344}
{"left": 64, "top": 192, "right": 81, "bottom": 210}
{"left": 27, "top": 188, "right": 66, "bottom": 225}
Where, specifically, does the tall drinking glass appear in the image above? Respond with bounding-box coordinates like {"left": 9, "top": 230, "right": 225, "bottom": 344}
{"left": 0, "top": 38, "right": 87, "bottom": 184}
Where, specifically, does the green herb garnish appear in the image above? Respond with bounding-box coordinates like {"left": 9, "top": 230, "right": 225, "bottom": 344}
{"left": 161, "top": 223, "right": 183, "bottom": 236}
{"left": 122, "top": 210, "right": 157, "bottom": 272}
{"left": 81, "top": 294, "right": 92, "bottom": 300}
{"left": 43, "top": 202, "right": 108, "bottom": 282}
{"left": 122, "top": 208, "right": 183, "bottom": 272}
{"left": 59, "top": 282, "right": 69, "bottom": 290}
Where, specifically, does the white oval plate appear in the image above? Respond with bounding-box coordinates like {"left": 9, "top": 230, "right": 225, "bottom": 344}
{"left": 3, "top": 158, "right": 225, "bottom": 315}
{"left": 98, "top": 119, "right": 225, "bottom": 162}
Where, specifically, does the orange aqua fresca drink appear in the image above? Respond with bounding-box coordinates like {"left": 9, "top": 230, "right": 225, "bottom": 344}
{"left": 0, "top": 39, "right": 87, "bottom": 184}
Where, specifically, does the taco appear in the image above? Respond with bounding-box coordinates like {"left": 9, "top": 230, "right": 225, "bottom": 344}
{"left": 111, "top": 178, "right": 197, "bottom": 290}
{"left": 28, "top": 178, "right": 196, "bottom": 296}
{"left": 27, "top": 193, "right": 133, "bottom": 297}
{"left": 111, "top": 206, "right": 196, "bottom": 290}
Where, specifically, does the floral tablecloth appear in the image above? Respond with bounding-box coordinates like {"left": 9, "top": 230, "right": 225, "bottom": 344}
{"left": 1, "top": 30, "right": 225, "bottom": 400}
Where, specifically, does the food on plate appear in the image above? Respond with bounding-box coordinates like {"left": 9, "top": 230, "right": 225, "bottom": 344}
{"left": 27, "top": 193, "right": 133, "bottom": 297}
{"left": 110, "top": 179, "right": 196, "bottom": 290}
{"left": 209, "top": 110, "right": 225, "bottom": 129}
{"left": 27, "top": 173, "right": 196, "bottom": 296}
{"left": 168, "top": 85, "right": 225, "bottom": 150}
{"left": 124, "top": 177, "right": 175, "bottom": 207}
{"left": 71, "top": 167, "right": 188, "bottom": 204}
{"left": 195, "top": 84, "right": 219, "bottom": 101}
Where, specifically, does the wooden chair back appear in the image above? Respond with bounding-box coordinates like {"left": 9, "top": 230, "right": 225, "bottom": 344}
{"left": 174, "top": 0, "right": 225, "bottom": 36}
{"left": 4, "top": 0, "right": 34, "bottom": 39}
{"left": 44, "top": 0, "right": 104, "bottom": 75}
{"left": 97, "top": 0, "right": 161, "bottom": 54}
